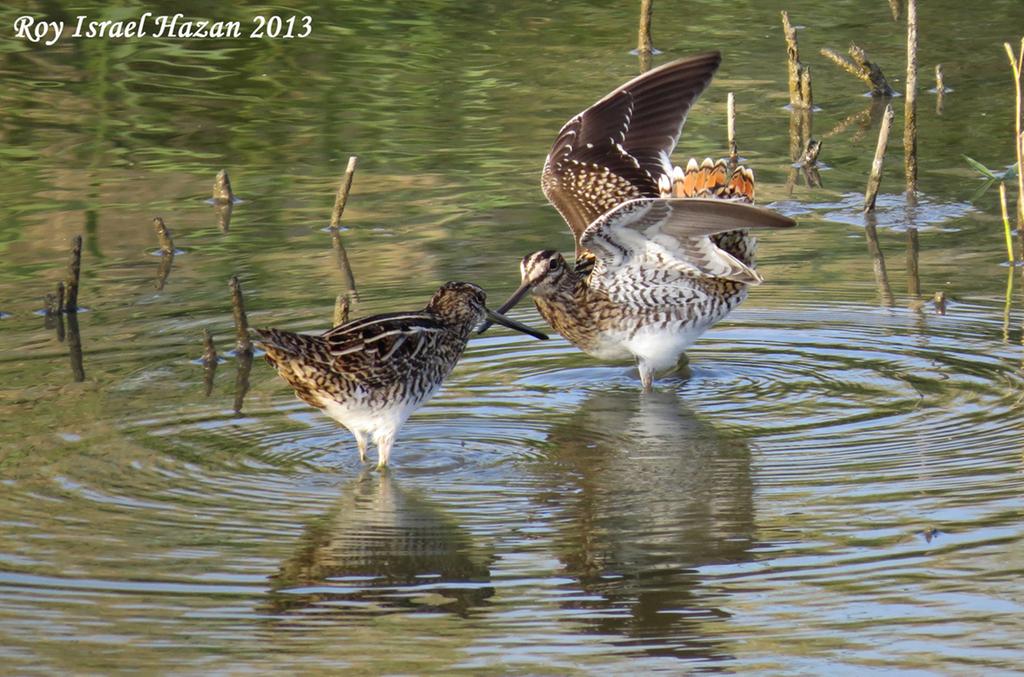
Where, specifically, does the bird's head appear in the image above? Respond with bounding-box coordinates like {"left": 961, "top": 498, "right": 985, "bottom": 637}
{"left": 430, "top": 282, "right": 548, "bottom": 340}
{"left": 517, "top": 249, "right": 571, "bottom": 298}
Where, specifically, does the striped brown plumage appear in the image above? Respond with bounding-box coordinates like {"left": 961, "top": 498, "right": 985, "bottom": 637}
{"left": 255, "top": 282, "right": 546, "bottom": 468}
{"left": 489, "top": 52, "right": 796, "bottom": 391}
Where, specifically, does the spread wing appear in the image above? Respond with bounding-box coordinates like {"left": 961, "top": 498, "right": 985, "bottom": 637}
{"left": 541, "top": 52, "right": 722, "bottom": 255}
{"left": 579, "top": 197, "right": 796, "bottom": 288}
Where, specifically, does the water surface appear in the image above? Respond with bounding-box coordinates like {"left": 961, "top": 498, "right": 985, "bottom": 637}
{"left": 2, "top": 0, "right": 1024, "bottom": 673}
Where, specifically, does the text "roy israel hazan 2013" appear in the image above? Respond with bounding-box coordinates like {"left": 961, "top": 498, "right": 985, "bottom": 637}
{"left": 14, "top": 13, "right": 243, "bottom": 46}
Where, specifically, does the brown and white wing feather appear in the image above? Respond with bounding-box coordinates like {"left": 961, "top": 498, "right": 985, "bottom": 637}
{"left": 579, "top": 197, "right": 796, "bottom": 288}
{"left": 320, "top": 312, "right": 447, "bottom": 373}
{"left": 541, "top": 52, "right": 722, "bottom": 253}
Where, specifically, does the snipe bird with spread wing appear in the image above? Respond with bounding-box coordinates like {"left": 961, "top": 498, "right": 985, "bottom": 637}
{"left": 483, "top": 52, "right": 796, "bottom": 390}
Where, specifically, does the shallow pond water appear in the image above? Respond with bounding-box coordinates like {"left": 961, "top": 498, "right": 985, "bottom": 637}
{"left": 2, "top": 0, "right": 1024, "bottom": 673}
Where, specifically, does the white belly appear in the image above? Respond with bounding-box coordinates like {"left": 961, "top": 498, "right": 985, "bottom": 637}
{"left": 318, "top": 385, "right": 439, "bottom": 437}
{"left": 591, "top": 323, "right": 706, "bottom": 371}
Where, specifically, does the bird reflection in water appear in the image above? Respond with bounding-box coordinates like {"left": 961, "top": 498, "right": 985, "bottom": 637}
{"left": 267, "top": 472, "right": 494, "bottom": 621}
{"left": 534, "top": 389, "right": 755, "bottom": 660}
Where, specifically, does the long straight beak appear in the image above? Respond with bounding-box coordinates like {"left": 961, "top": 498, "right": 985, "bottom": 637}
{"left": 477, "top": 281, "right": 535, "bottom": 335}
{"left": 481, "top": 306, "right": 548, "bottom": 340}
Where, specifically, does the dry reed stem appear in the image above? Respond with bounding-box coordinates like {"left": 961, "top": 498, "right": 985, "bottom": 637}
{"left": 1000, "top": 183, "right": 1015, "bottom": 263}
{"left": 887, "top": 0, "right": 900, "bottom": 22}
{"left": 637, "top": 0, "right": 653, "bottom": 55}
{"left": 865, "top": 104, "right": 895, "bottom": 211}
{"left": 821, "top": 46, "right": 895, "bottom": 96}
{"left": 153, "top": 217, "right": 174, "bottom": 253}
{"left": 202, "top": 328, "right": 218, "bottom": 397}
{"left": 850, "top": 45, "right": 895, "bottom": 96}
{"left": 726, "top": 92, "right": 738, "bottom": 165}
{"left": 1004, "top": 39, "right": 1024, "bottom": 225}
{"left": 202, "top": 328, "right": 218, "bottom": 365}
{"left": 799, "top": 67, "right": 812, "bottom": 110}
{"left": 64, "top": 235, "right": 82, "bottom": 313}
{"left": 213, "top": 169, "right": 234, "bottom": 203}
{"left": 334, "top": 294, "right": 350, "bottom": 326}
{"left": 904, "top": 0, "right": 919, "bottom": 194}
{"left": 330, "top": 156, "right": 359, "bottom": 228}
{"left": 781, "top": 12, "right": 811, "bottom": 109}
{"left": 802, "top": 138, "right": 822, "bottom": 164}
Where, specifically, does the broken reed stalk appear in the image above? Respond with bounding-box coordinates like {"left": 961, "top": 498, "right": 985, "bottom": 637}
{"left": 1005, "top": 39, "right": 1024, "bottom": 225}
{"left": 153, "top": 217, "right": 175, "bottom": 253}
{"left": 202, "top": 328, "right": 218, "bottom": 365}
{"left": 229, "top": 275, "right": 253, "bottom": 355}
{"left": 904, "top": 0, "right": 919, "bottom": 194}
{"left": 64, "top": 235, "right": 82, "bottom": 313}
{"left": 637, "top": 0, "right": 653, "bottom": 56}
{"left": 820, "top": 45, "right": 895, "bottom": 97}
{"left": 999, "top": 183, "right": 1015, "bottom": 263}
{"left": 213, "top": 169, "right": 234, "bottom": 203}
{"left": 781, "top": 12, "right": 811, "bottom": 109}
{"left": 800, "top": 68, "right": 812, "bottom": 109}
{"left": 935, "top": 64, "right": 946, "bottom": 115}
{"left": 333, "top": 294, "right": 350, "bottom": 326}
{"left": 726, "top": 92, "right": 738, "bottom": 165}
{"left": 864, "top": 104, "right": 895, "bottom": 211}
{"left": 329, "top": 156, "right": 359, "bottom": 229}
{"left": 802, "top": 138, "right": 822, "bottom": 164}
{"left": 202, "top": 328, "right": 218, "bottom": 397}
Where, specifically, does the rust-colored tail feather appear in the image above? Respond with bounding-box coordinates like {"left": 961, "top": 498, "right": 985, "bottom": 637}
{"left": 662, "top": 158, "right": 756, "bottom": 203}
